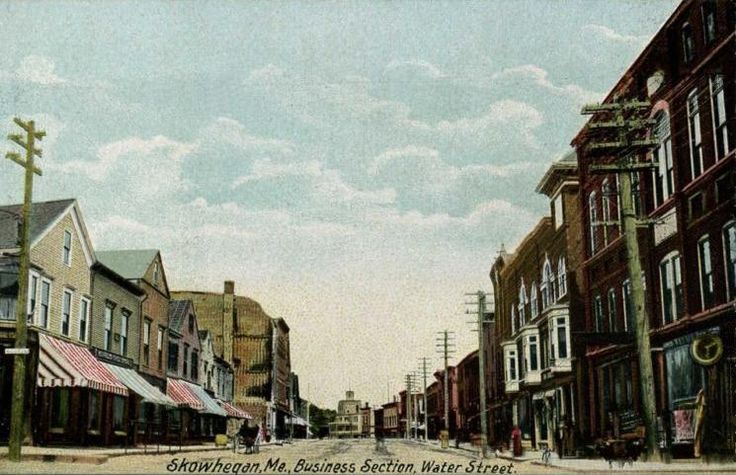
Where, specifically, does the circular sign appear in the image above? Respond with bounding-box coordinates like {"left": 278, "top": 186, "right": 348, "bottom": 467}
{"left": 690, "top": 334, "right": 723, "bottom": 366}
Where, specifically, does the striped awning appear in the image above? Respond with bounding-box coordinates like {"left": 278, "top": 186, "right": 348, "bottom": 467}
{"left": 37, "top": 333, "right": 128, "bottom": 396}
{"left": 166, "top": 378, "right": 204, "bottom": 410}
{"left": 104, "top": 364, "right": 176, "bottom": 407}
{"left": 185, "top": 381, "right": 227, "bottom": 417}
{"left": 217, "top": 400, "right": 251, "bottom": 419}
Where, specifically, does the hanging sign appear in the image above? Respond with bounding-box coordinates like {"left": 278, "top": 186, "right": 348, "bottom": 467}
{"left": 690, "top": 334, "right": 723, "bottom": 366}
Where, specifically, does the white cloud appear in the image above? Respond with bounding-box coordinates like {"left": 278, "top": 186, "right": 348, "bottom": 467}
{"left": 492, "top": 64, "right": 603, "bottom": 103}
{"left": 203, "top": 117, "right": 295, "bottom": 156}
{"left": 582, "top": 24, "right": 649, "bottom": 47}
{"left": 232, "top": 159, "right": 323, "bottom": 187}
{"left": 384, "top": 59, "right": 447, "bottom": 79}
{"left": 15, "top": 55, "right": 66, "bottom": 85}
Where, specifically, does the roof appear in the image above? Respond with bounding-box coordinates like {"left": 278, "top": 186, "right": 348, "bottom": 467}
{"left": 0, "top": 199, "right": 76, "bottom": 250}
{"left": 96, "top": 249, "right": 159, "bottom": 280}
{"left": 169, "top": 299, "right": 193, "bottom": 333}
{"left": 91, "top": 262, "right": 146, "bottom": 297}
{"left": 535, "top": 150, "right": 578, "bottom": 197}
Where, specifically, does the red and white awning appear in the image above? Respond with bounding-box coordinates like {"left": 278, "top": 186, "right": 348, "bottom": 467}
{"left": 37, "top": 333, "right": 128, "bottom": 396}
{"left": 218, "top": 400, "right": 252, "bottom": 419}
{"left": 166, "top": 378, "right": 205, "bottom": 410}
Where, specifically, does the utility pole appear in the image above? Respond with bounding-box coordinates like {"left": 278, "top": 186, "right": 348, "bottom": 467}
{"left": 306, "top": 384, "right": 310, "bottom": 440}
{"left": 581, "top": 98, "right": 661, "bottom": 461}
{"left": 5, "top": 118, "right": 44, "bottom": 462}
{"left": 435, "top": 330, "right": 455, "bottom": 440}
{"left": 404, "top": 374, "right": 413, "bottom": 439}
{"left": 419, "top": 357, "right": 429, "bottom": 442}
{"left": 465, "top": 291, "right": 492, "bottom": 458}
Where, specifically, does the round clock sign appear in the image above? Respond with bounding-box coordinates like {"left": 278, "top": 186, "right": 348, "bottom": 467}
{"left": 690, "top": 334, "right": 723, "bottom": 366}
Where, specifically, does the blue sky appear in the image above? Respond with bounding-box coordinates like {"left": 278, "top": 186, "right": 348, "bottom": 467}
{"left": 0, "top": 0, "right": 678, "bottom": 408}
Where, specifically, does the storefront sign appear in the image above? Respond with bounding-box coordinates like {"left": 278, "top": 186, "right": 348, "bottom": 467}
{"left": 4, "top": 347, "right": 29, "bottom": 355}
{"left": 91, "top": 347, "right": 134, "bottom": 368}
{"left": 691, "top": 334, "right": 723, "bottom": 366}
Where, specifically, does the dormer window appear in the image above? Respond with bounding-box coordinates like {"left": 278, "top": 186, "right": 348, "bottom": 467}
{"left": 62, "top": 230, "right": 72, "bottom": 266}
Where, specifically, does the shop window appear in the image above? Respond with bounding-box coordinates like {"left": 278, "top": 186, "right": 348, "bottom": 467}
{"left": 660, "top": 253, "right": 684, "bottom": 325}
{"left": 112, "top": 395, "right": 126, "bottom": 433}
{"left": 51, "top": 388, "right": 70, "bottom": 430}
{"left": 665, "top": 340, "right": 705, "bottom": 410}
{"left": 723, "top": 222, "right": 736, "bottom": 299}
{"left": 88, "top": 391, "right": 101, "bottom": 433}
{"left": 698, "top": 236, "right": 715, "bottom": 309}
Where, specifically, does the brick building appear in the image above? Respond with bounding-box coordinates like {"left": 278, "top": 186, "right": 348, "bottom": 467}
{"left": 572, "top": 0, "right": 736, "bottom": 456}
{"left": 489, "top": 152, "right": 586, "bottom": 454}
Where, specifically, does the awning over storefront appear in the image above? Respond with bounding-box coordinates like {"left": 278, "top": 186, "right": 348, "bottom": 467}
{"left": 286, "top": 415, "right": 308, "bottom": 426}
{"left": 184, "top": 381, "right": 227, "bottom": 417}
{"left": 167, "top": 378, "right": 205, "bottom": 410}
{"left": 218, "top": 400, "right": 251, "bottom": 419}
{"left": 37, "top": 333, "right": 128, "bottom": 396}
{"left": 104, "top": 363, "right": 176, "bottom": 407}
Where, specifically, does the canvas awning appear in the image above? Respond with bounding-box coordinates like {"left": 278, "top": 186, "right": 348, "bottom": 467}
{"left": 167, "top": 378, "right": 205, "bottom": 410}
{"left": 184, "top": 381, "right": 227, "bottom": 417}
{"left": 218, "top": 400, "right": 251, "bottom": 419}
{"left": 37, "top": 333, "right": 128, "bottom": 396}
{"left": 104, "top": 363, "right": 176, "bottom": 407}
{"left": 286, "top": 415, "right": 308, "bottom": 427}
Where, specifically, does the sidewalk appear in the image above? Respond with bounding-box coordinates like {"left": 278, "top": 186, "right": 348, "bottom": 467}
{"left": 0, "top": 442, "right": 238, "bottom": 464}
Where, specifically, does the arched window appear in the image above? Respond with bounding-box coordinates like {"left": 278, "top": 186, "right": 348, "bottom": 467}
{"left": 530, "top": 281, "right": 538, "bottom": 319}
{"left": 652, "top": 110, "right": 674, "bottom": 207}
{"left": 557, "top": 257, "right": 567, "bottom": 297}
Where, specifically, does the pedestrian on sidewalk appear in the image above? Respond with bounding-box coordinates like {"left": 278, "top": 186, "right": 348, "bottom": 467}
{"left": 511, "top": 426, "right": 522, "bottom": 457}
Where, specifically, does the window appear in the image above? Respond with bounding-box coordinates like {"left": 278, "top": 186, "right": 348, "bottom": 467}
{"left": 510, "top": 306, "right": 517, "bottom": 334}
{"left": 157, "top": 327, "right": 164, "bottom": 370}
{"left": 622, "top": 280, "right": 634, "bottom": 332}
{"left": 556, "top": 317, "right": 568, "bottom": 359}
{"left": 665, "top": 341, "right": 705, "bottom": 410}
{"left": 104, "top": 305, "right": 113, "bottom": 351}
{"left": 689, "top": 192, "right": 705, "bottom": 219}
{"left": 688, "top": 89, "right": 704, "bottom": 179}
{"left": 711, "top": 74, "right": 730, "bottom": 159}
{"left": 506, "top": 349, "right": 518, "bottom": 381}
{"left": 630, "top": 172, "right": 642, "bottom": 216}
{"left": 62, "top": 230, "right": 72, "bottom": 266}
{"left": 557, "top": 257, "right": 567, "bottom": 297}
{"left": 88, "top": 390, "right": 101, "bottom": 432}
{"left": 660, "top": 253, "right": 684, "bottom": 324}
{"left": 188, "top": 314, "right": 194, "bottom": 333}
{"left": 183, "top": 344, "right": 190, "bottom": 377}
{"left": 602, "top": 179, "right": 611, "bottom": 246}
{"left": 112, "top": 395, "right": 126, "bottom": 433}
{"left": 594, "top": 294, "right": 604, "bottom": 332}
{"left": 653, "top": 110, "right": 674, "bottom": 206}
{"left": 39, "top": 280, "right": 50, "bottom": 328}
{"left": 698, "top": 236, "right": 715, "bottom": 309}
{"left": 28, "top": 273, "right": 38, "bottom": 318}
{"left": 530, "top": 282, "right": 538, "bottom": 319}
{"left": 702, "top": 2, "right": 717, "bottom": 45}
{"left": 79, "top": 297, "right": 90, "bottom": 342}
{"left": 168, "top": 341, "right": 179, "bottom": 372}
{"left": 716, "top": 173, "right": 734, "bottom": 204}
{"left": 589, "top": 191, "right": 598, "bottom": 254}
{"left": 682, "top": 22, "right": 694, "bottom": 64}
{"left": 607, "top": 288, "right": 618, "bottom": 333}
{"left": 724, "top": 222, "right": 736, "bottom": 300}
{"left": 518, "top": 281, "right": 527, "bottom": 327}
{"left": 51, "top": 388, "right": 70, "bottom": 429}
{"left": 191, "top": 350, "right": 199, "bottom": 381}
{"left": 541, "top": 258, "right": 555, "bottom": 309}
{"left": 153, "top": 262, "right": 160, "bottom": 285}
{"left": 120, "top": 311, "right": 129, "bottom": 356}
{"left": 553, "top": 194, "right": 564, "bottom": 229}
{"left": 143, "top": 319, "right": 151, "bottom": 366}
{"left": 527, "top": 335, "right": 539, "bottom": 372}
{"left": 61, "top": 290, "right": 72, "bottom": 336}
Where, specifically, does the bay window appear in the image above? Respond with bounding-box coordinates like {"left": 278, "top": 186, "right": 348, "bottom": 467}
{"left": 557, "top": 257, "right": 567, "bottom": 297}
{"left": 530, "top": 282, "right": 538, "bottom": 319}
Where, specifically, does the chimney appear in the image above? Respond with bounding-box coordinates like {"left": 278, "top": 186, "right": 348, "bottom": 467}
{"left": 224, "top": 280, "right": 235, "bottom": 295}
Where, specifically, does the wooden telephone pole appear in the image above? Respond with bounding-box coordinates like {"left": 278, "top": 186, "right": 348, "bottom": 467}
{"left": 435, "top": 330, "right": 455, "bottom": 439}
{"left": 5, "top": 118, "right": 44, "bottom": 462}
{"left": 465, "top": 291, "right": 491, "bottom": 458}
{"left": 581, "top": 99, "right": 661, "bottom": 461}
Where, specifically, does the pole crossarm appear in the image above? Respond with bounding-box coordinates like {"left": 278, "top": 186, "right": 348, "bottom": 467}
{"left": 589, "top": 162, "right": 658, "bottom": 174}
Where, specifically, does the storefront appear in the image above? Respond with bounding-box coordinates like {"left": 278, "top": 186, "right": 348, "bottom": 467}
{"left": 218, "top": 399, "right": 251, "bottom": 437}
{"left": 34, "top": 333, "right": 129, "bottom": 446}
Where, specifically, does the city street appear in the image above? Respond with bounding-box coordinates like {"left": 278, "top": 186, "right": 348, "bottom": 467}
{"left": 2, "top": 438, "right": 730, "bottom": 475}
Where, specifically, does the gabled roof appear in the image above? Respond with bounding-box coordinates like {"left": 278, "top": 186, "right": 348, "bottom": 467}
{"left": 169, "top": 299, "right": 194, "bottom": 334}
{"left": 0, "top": 199, "right": 75, "bottom": 250}
{"left": 96, "top": 249, "right": 159, "bottom": 280}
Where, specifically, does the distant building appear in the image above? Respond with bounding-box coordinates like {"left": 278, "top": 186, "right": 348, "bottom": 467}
{"left": 381, "top": 399, "right": 400, "bottom": 438}
{"left": 360, "top": 403, "right": 374, "bottom": 438}
{"left": 329, "top": 390, "right": 362, "bottom": 438}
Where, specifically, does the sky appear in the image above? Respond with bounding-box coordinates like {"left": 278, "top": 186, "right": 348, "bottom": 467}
{"left": 0, "top": 0, "right": 679, "bottom": 409}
